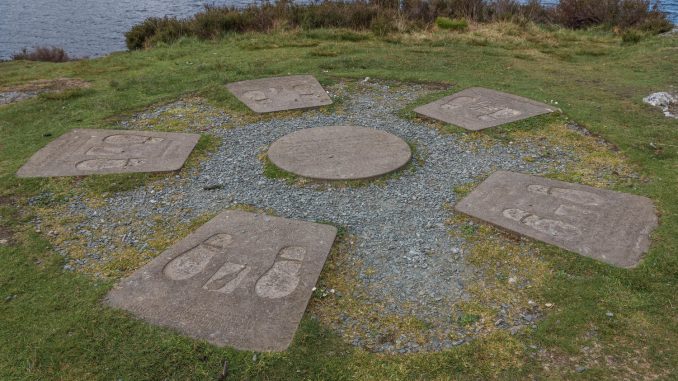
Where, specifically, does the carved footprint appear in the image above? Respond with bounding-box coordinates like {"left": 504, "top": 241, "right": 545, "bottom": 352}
{"left": 244, "top": 90, "right": 273, "bottom": 104}
{"left": 478, "top": 108, "right": 522, "bottom": 121}
{"left": 203, "top": 262, "right": 251, "bottom": 294}
{"left": 528, "top": 184, "right": 603, "bottom": 206}
{"left": 104, "top": 134, "right": 164, "bottom": 145}
{"left": 255, "top": 246, "right": 306, "bottom": 299}
{"left": 162, "top": 233, "right": 233, "bottom": 281}
{"left": 75, "top": 158, "right": 144, "bottom": 170}
{"left": 164, "top": 245, "right": 217, "bottom": 281}
{"left": 503, "top": 208, "right": 581, "bottom": 239}
{"left": 441, "top": 96, "right": 476, "bottom": 111}
{"left": 86, "top": 146, "right": 126, "bottom": 156}
{"left": 292, "top": 84, "right": 315, "bottom": 97}
{"left": 203, "top": 233, "right": 233, "bottom": 250}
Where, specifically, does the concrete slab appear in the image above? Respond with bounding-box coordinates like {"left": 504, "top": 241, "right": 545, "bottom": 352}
{"left": 17, "top": 129, "right": 200, "bottom": 178}
{"left": 455, "top": 171, "right": 657, "bottom": 268}
{"left": 267, "top": 126, "right": 412, "bottom": 180}
{"left": 106, "top": 210, "right": 337, "bottom": 351}
{"left": 226, "top": 75, "right": 332, "bottom": 113}
{"left": 414, "top": 87, "right": 556, "bottom": 131}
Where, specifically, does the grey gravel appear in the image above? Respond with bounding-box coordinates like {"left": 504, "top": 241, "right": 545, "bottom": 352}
{"left": 0, "top": 90, "right": 39, "bottom": 106}
{"left": 42, "top": 81, "right": 576, "bottom": 353}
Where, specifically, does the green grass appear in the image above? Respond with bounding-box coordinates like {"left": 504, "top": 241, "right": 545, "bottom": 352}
{"left": 0, "top": 23, "right": 677, "bottom": 380}
{"left": 436, "top": 17, "right": 469, "bottom": 31}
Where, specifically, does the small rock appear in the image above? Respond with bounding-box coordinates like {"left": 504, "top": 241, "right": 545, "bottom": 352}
{"left": 508, "top": 276, "right": 517, "bottom": 284}
{"left": 203, "top": 183, "right": 224, "bottom": 191}
{"left": 545, "top": 303, "right": 554, "bottom": 308}
{"left": 606, "top": 311, "right": 614, "bottom": 317}
{"left": 575, "top": 366, "right": 587, "bottom": 373}
{"left": 0, "top": 239, "right": 8, "bottom": 245}
{"left": 643, "top": 92, "right": 678, "bottom": 119}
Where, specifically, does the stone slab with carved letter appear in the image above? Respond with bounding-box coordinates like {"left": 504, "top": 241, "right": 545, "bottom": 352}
{"left": 414, "top": 87, "right": 556, "bottom": 131}
{"left": 267, "top": 125, "right": 411, "bottom": 181}
{"left": 226, "top": 75, "right": 332, "bottom": 113}
{"left": 17, "top": 129, "right": 200, "bottom": 178}
{"left": 105, "top": 210, "right": 337, "bottom": 351}
{"left": 454, "top": 171, "right": 657, "bottom": 268}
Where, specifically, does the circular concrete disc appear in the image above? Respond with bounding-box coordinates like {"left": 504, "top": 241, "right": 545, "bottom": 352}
{"left": 268, "top": 126, "right": 412, "bottom": 181}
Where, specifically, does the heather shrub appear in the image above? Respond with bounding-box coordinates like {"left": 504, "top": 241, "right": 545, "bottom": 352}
{"left": 11, "top": 47, "right": 71, "bottom": 62}
{"left": 292, "top": 2, "right": 381, "bottom": 30}
{"left": 636, "top": 12, "right": 674, "bottom": 33}
{"left": 124, "top": 0, "right": 674, "bottom": 50}
{"left": 557, "top": 0, "right": 671, "bottom": 30}
{"left": 521, "top": 0, "right": 556, "bottom": 23}
{"left": 371, "top": 13, "right": 399, "bottom": 36}
{"left": 429, "top": 0, "right": 488, "bottom": 21}
{"left": 191, "top": 7, "right": 256, "bottom": 38}
{"left": 489, "top": 0, "right": 523, "bottom": 21}
{"left": 126, "top": 17, "right": 189, "bottom": 50}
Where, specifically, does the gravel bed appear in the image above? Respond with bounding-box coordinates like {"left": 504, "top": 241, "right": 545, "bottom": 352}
{"left": 0, "top": 90, "right": 40, "bottom": 106}
{"left": 41, "top": 80, "right": 575, "bottom": 352}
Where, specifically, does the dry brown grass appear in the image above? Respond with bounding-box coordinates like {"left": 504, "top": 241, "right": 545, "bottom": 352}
{"left": 0, "top": 78, "right": 90, "bottom": 94}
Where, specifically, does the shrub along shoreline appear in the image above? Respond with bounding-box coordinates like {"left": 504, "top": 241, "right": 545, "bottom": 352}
{"left": 126, "top": 0, "right": 673, "bottom": 50}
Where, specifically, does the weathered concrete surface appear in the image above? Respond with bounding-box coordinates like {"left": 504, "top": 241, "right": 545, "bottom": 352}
{"left": 226, "top": 75, "right": 332, "bottom": 113}
{"left": 17, "top": 129, "right": 200, "bottom": 177}
{"left": 106, "top": 210, "right": 337, "bottom": 351}
{"left": 455, "top": 171, "right": 658, "bottom": 268}
{"left": 267, "top": 126, "right": 412, "bottom": 180}
{"left": 414, "top": 87, "right": 556, "bottom": 131}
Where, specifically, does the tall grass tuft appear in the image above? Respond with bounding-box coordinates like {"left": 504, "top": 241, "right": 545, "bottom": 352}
{"left": 436, "top": 16, "right": 469, "bottom": 30}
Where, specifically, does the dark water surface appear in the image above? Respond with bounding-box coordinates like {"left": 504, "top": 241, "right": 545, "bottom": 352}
{"left": 0, "top": 0, "right": 676, "bottom": 60}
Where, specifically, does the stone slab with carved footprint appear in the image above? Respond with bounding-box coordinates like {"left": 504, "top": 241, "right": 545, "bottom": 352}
{"left": 414, "top": 87, "right": 556, "bottom": 131}
{"left": 455, "top": 171, "right": 658, "bottom": 268}
{"left": 226, "top": 75, "right": 332, "bottom": 113}
{"left": 16, "top": 129, "right": 200, "bottom": 178}
{"left": 105, "top": 210, "right": 337, "bottom": 351}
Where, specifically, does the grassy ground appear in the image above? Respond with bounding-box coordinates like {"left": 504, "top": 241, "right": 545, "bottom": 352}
{"left": 0, "top": 23, "right": 676, "bottom": 380}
